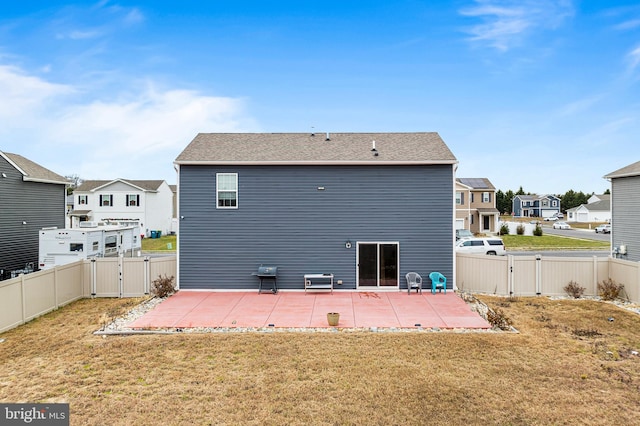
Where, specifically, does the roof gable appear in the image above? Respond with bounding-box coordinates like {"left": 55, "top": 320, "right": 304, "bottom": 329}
{"left": 0, "top": 151, "right": 67, "bottom": 185}
{"left": 175, "top": 132, "right": 457, "bottom": 165}
{"left": 76, "top": 179, "right": 164, "bottom": 192}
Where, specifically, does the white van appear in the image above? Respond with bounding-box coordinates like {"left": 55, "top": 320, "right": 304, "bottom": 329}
{"left": 455, "top": 237, "right": 506, "bottom": 256}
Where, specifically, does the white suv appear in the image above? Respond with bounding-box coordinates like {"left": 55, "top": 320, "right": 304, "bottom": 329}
{"left": 455, "top": 237, "right": 506, "bottom": 256}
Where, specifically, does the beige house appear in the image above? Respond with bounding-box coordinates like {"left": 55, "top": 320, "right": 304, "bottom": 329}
{"left": 455, "top": 178, "right": 500, "bottom": 235}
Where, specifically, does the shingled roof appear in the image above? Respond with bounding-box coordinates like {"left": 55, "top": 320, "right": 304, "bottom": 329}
{"left": 457, "top": 178, "right": 495, "bottom": 190}
{"left": 175, "top": 132, "right": 457, "bottom": 165}
{"left": 604, "top": 160, "right": 640, "bottom": 179}
{"left": 1, "top": 151, "right": 68, "bottom": 185}
{"left": 76, "top": 179, "right": 165, "bottom": 192}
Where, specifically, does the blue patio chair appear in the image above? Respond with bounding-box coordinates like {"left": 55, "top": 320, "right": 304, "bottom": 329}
{"left": 405, "top": 272, "right": 423, "bottom": 294}
{"left": 429, "top": 272, "right": 446, "bottom": 294}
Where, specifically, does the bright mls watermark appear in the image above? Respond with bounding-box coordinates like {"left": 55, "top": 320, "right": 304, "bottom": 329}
{"left": 1, "top": 404, "right": 69, "bottom": 425}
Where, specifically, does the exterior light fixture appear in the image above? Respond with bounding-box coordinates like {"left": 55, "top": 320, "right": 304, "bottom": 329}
{"left": 345, "top": 240, "right": 352, "bottom": 249}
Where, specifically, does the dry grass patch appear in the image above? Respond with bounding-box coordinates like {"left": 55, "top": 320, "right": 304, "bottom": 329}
{"left": 1, "top": 296, "right": 639, "bottom": 425}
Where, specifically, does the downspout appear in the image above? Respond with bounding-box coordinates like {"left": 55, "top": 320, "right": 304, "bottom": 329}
{"left": 452, "top": 163, "right": 458, "bottom": 290}
{"left": 174, "top": 163, "right": 181, "bottom": 290}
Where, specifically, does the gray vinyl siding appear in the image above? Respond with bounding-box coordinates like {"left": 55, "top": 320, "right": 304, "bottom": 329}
{"left": 611, "top": 175, "right": 640, "bottom": 262}
{"left": 178, "top": 164, "right": 454, "bottom": 290}
{"left": 0, "top": 157, "right": 66, "bottom": 276}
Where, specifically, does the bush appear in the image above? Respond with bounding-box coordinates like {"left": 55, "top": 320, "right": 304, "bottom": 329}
{"left": 152, "top": 274, "right": 176, "bottom": 298}
{"left": 516, "top": 224, "right": 525, "bottom": 235}
{"left": 499, "top": 223, "right": 509, "bottom": 236}
{"left": 533, "top": 224, "right": 543, "bottom": 236}
{"left": 486, "top": 307, "right": 513, "bottom": 330}
{"left": 597, "top": 278, "right": 624, "bottom": 301}
{"left": 564, "top": 280, "right": 585, "bottom": 299}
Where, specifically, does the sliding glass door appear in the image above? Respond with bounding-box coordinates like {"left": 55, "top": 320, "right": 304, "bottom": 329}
{"left": 357, "top": 242, "right": 399, "bottom": 288}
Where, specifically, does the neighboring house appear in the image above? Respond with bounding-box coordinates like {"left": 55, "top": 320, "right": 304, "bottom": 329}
{"left": 71, "top": 179, "right": 174, "bottom": 236}
{"left": 65, "top": 194, "right": 74, "bottom": 227}
{"left": 566, "top": 194, "right": 611, "bottom": 223}
{"left": 0, "top": 151, "right": 67, "bottom": 279}
{"left": 604, "top": 161, "right": 640, "bottom": 262}
{"left": 455, "top": 180, "right": 471, "bottom": 231}
{"left": 455, "top": 178, "right": 500, "bottom": 235}
{"left": 512, "top": 194, "right": 561, "bottom": 218}
{"left": 174, "top": 132, "right": 458, "bottom": 291}
{"left": 587, "top": 193, "right": 610, "bottom": 204}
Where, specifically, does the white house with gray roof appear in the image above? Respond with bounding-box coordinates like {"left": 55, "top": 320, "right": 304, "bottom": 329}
{"left": 72, "top": 179, "right": 174, "bottom": 236}
{"left": 174, "top": 132, "right": 458, "bottom": 291}
{"left": 566, "top": 194, "right": 611, "bottom": 223}
{"left": 604, "top": 160, "right": 640, "bottom": 262}
{"left": 0, "top": 151, "right": 67, "bottom": 279}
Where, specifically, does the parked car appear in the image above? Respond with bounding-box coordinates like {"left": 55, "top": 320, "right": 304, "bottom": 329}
{"left": 555, "top": 213, "right": 564, "bottom": 219}
{"left": 552, "top": 221, "right": 571, "bottom": 230}
{"left": 455, "top": 229, "right": 474, "bottom": 241}
{"left": 594, "top": 224, "right": 611, "bottom": 234}
{"left": 455, "top": 237, "right": 506, "bottom": 256}
{"left": 544, "top": 216, "right": 558, "bottom": 221}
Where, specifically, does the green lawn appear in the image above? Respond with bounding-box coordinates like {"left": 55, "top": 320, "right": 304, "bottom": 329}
{"left": 501, "top": 234, "right": 610, "bottom": 250}
{"left": 141, "top": 235, "right": 176, "bottom": 251}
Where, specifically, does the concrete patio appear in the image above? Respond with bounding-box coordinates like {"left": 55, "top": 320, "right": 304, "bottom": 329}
{"left": 129, "top": 290, "right": 491, "bottom": 330}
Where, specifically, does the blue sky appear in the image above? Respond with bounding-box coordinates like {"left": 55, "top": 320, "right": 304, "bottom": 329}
{"left": 1, "top": 1, "right": 639, "bottom": 194}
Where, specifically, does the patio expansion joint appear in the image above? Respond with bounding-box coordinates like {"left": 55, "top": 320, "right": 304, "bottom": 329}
{"left": 425, "top": 295, "right": 448, "bottom": 327}
{"left": 218, "top": 294, "right": 247, "bottom": 327}
{"left": 386, "top": 293, "right": 404, "bottom": 326}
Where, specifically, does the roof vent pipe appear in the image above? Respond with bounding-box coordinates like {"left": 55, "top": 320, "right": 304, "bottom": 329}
{"left": 371, "top": 140, "right": 377, "bottom": 151}
{"left": 325, "top": 132, "right": 330, "bottom": 141}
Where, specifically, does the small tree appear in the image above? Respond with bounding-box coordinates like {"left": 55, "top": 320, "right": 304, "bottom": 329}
{"left": 564, "top": 281, "right": 585, "bottom": 299}
{"left": 533, "top": 224, "right": 543, "bottom": 236}
{"left": 152, "top": 274, "right": 176, "bottom": 298}
{"left": 598, "top": 278, "right": 624, "bottom": 301}
{"left": 499, "top": 223, "right": 509, "bottom": 236}
{"left": 516, "top": 224, "right": 525, "bottom": 235}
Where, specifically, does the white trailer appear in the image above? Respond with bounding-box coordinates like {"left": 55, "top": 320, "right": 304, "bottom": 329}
{"left": 38, "top": 223, "right": 141, "bottom": 270}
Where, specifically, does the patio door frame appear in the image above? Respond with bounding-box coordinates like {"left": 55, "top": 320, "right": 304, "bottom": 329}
{"left": 355, "top": 241, "right": 400, "bottom": 289}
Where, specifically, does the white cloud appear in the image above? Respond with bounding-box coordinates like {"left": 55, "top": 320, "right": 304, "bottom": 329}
{"left": 51, "top": 2, "right": 143, "bottom": 41}
{"left": 627, "top": 45, "right": 640, "bottom": 72}
{"left": 60, "top": 29, "right": 103, "bottom": 40}
{"left": 0, "top": 65, "right": 258, "bottom": 182}
{"left": 459, "top": 0, "right": 574, "bottom": 51}
{"left": 556, "top": 95, "right": 604, "bottom": 117}
{"left": 0, "top": 65, "right": 74, "bottom": 118}
{"left": 614, "top": 18, "right": 640, "bottom": 31}
{"left": 123, "top": 8, "right": 144, "bottom": 26}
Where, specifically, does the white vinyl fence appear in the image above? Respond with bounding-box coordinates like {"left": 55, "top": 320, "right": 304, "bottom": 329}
{"left": 0, "top": 256, "right": 176, "bottom": 333}
{"left": 3, "top": 253, "right": 638, "bottom": 334}
{"left": 457, "top": 253, "right": 640, "bottom": 302}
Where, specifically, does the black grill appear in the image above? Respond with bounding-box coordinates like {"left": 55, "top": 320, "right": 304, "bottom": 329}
{"left": 253, "top": 266, "right": 278, "bottom": 294}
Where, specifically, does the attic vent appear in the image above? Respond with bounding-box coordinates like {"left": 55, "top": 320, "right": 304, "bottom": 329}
{"left": 325, "top": 132, "right": 330, "bottom": 141}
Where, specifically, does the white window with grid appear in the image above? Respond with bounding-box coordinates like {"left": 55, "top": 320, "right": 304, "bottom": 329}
{"left": 217, "top": 173, "right": 238, "bottom": 209}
